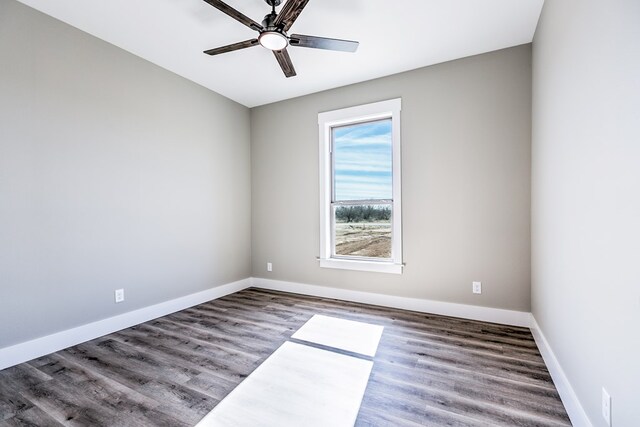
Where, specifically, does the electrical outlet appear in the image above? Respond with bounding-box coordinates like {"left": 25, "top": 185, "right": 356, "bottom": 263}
{"left": 267, "top": 262, "right": 273, "bottom": 272}
{"left": 114, "top": 289, "right": 125, "bottom": 303}
{"left": 602, "top": 387, "right": 611, "bottom": 426}
{"left": 472, "top": 281, "right": 482, "bottom": 294}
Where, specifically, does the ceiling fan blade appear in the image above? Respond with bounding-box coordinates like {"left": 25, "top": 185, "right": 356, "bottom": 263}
{"left": 204, "top": 39, "right": 259, "bottom": 56}
{"left": 289, "top": 34, "right": 359, "bottom": 52}
{"left": 202, "top": 0, "right": 263, "bottom": 32}
{"left": 274, "top": 0, "right": 309, "bottom": 32}
{"left": 273, "top": 48, "right": 297, "bottom": 78}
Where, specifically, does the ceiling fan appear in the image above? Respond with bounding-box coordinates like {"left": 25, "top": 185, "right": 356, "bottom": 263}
{"left": 202, "top": 0, "right": 359, "bottom": 78}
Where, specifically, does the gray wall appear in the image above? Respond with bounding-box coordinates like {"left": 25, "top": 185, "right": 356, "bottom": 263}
{"left": 531, "top": 0, "right": 640, "bottom": 425}
{"left": 0, "top": 0, "right": 251, "bottom": 348}
{"left": 251, "top": 45, "right": 532, "bottom": 312}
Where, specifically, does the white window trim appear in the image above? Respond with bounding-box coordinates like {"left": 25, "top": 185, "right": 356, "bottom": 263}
{"left": 318, "top": 98, "right": 402, "bottom": 274}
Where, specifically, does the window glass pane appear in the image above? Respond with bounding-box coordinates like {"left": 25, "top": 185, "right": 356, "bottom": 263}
{"left": 332, "top": 119, "right": 392, "bottom": 201}
{"left": 334, "top": 204, "right": 391, "bottom": 259}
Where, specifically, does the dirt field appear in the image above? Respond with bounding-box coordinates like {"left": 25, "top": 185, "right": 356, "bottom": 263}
{"left": 335, "top": 222, "right": 391, "bottom": 258}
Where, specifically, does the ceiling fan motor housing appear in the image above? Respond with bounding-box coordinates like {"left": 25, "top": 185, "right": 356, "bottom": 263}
{"left": 262, "top": 11, "right": 280, "bottom": 31}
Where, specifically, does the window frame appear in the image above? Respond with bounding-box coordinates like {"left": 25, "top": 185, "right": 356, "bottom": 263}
{"left": 318, "top": 98, "right": 402, "bottom": 274}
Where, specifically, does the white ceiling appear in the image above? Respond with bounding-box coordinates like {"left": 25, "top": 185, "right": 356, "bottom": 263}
{"left": 17, "top": 0, "right": 544, "bottom": 107}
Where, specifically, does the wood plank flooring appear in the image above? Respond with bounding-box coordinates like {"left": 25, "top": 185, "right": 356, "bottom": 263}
{"left": 0, "top": 288, "right": 571, "bottom": 426}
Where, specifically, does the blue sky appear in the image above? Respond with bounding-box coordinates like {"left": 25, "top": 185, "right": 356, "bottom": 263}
{"left": 333, "top": 119, "right": 392, "bottom": 201}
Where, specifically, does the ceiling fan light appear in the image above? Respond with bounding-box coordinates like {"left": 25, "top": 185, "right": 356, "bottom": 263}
{"left": 259, "top": 31, "right": 288, "bottom": 51}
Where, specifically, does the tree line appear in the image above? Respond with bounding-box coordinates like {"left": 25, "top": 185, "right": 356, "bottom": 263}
{"left": 335, "top": 205, "right": 391, "bottom": 223}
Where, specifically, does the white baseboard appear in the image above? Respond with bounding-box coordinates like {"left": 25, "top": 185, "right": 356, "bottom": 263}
{"left": 251, "top": 278, "right": 532, "bottom": 327}
{"left": 0, "top": 278, "right": 252, "bottom": 370}
{"left": 530, "top": 316, "right": 592, "bottom": 427}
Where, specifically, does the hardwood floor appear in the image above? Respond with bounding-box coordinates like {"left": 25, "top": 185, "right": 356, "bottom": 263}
{"left": 0, "top": 288, "right": 571, "bottom": 426}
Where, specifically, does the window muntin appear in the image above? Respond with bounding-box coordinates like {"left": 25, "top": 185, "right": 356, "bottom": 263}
{"left": 318, "top": 98, "right": 402, "bottom": 274}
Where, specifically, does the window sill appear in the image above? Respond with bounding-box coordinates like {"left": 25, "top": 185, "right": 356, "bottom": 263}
{"left": 319, "top": 258, "right": 403, "bottom": 274}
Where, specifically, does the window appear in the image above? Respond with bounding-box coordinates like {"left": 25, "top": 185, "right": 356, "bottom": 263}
{"left": 318, "top": 98, "right": 402, "bottom": 274}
